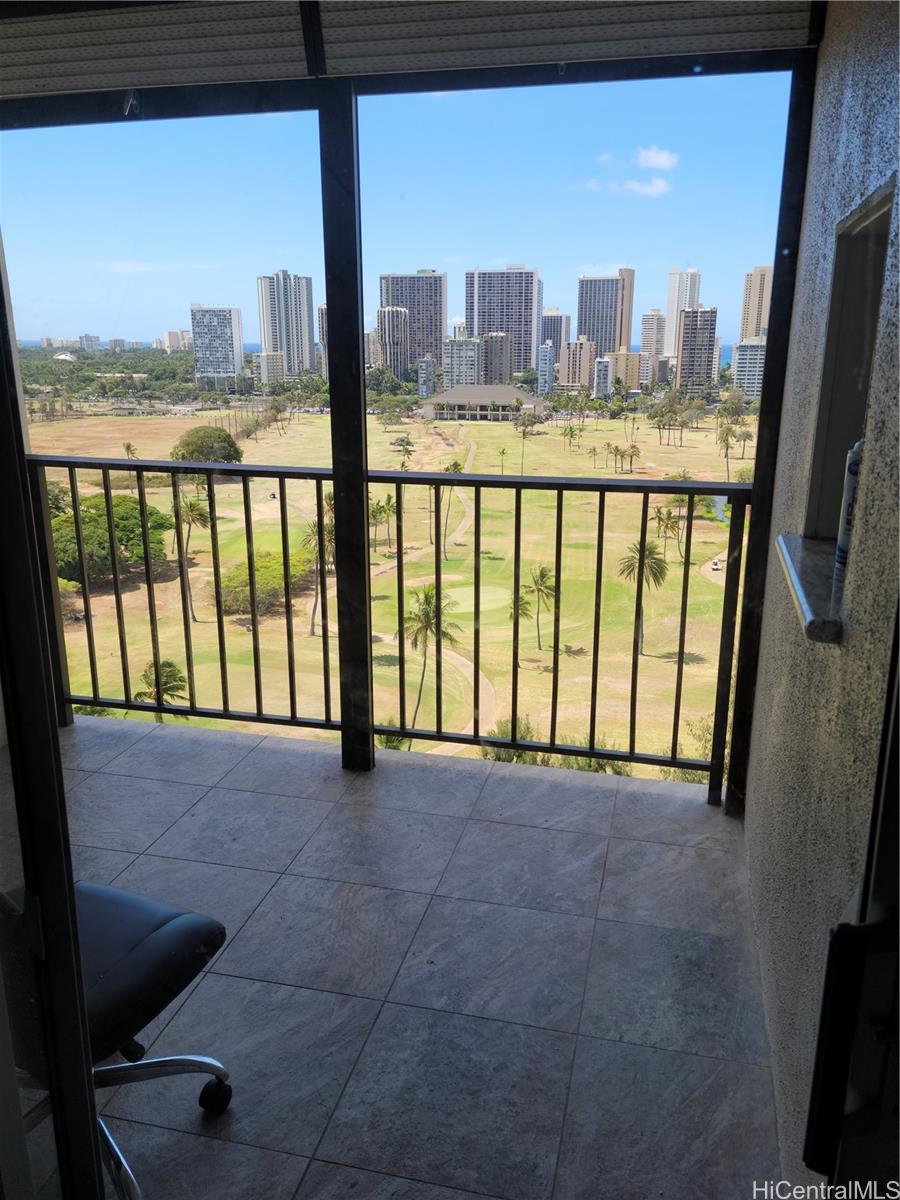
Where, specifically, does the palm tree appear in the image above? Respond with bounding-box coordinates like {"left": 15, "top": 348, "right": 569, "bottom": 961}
{"left": 499, "top": 447, "right": 508, "bottom": 475}
{"left": 718, "top": 425, "right": 736, "bottom": 481}
{"left": 404, "top": 583, "right": 462, "bottom": 731}
{"left": 133, "top": 659, "right": 188, "bottom": 722}
{"left": 617, "top": 540, "right": 668, "bottom": 655}
{"left": 736, "top": 428, "right": 754, "bottom": 458}
{"left": 654, "top": 507, "right": 679, "bottom": 560}
{"left": 441, "top": 460, "right": 463, "bottom": 559}
{"left": 369, "top": 496, "right": 385, "bottom": 551}
{"left": 603, "top": 440, "right": 614, "bottom": 467}
{"left": 123, "top": 441, "right": 138, "bottom": 493}
{"left": 589, "top": 446, "right": 599, "bottom": 471}
{"left": 524, "top": 564, "right": 556, "bottom": 651}
{"left": 301, "top": 518, "right": 327, "bottom": 636}
{"left": 382, "top": 493, "right": 396, "bottom": 551}
{"left": 175, "top": 494, "right": 210, "bottom": 621}
{"left": 627, "top": 443, "right": 641, "bottom": 473}
{"left": 508, "top": 586, "right": 533, "bottom": 666}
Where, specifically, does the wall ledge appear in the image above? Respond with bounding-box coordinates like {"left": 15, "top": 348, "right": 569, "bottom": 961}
{"left": 775, "top": 534, "right": 844, "bottom": 644}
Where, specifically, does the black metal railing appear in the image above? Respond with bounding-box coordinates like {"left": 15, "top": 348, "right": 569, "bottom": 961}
{"left": 28, "top": 453, "right": 750, "bottom": 803}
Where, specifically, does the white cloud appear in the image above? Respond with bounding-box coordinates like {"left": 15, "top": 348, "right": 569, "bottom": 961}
{"left": 595, "top": 151, "right": 614, "bottom": 164}
{"left": 92, "top": 259, "right": 219, "bottom": 273}
{"left": 585, "top": 178, "right": 604, "bottom": 192}
{"left": 635, "top": 145, "right": 679, "bottom": 170}
{"left": 612, "top": 178, "right": 672, "bottom": 198}
{"left": 450, "top": 313, "right": 465, "bottom": 326}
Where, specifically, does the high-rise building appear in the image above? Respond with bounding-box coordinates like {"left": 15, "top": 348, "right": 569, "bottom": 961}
{"left": 559, "top": 336, "right": 597, "bottom": 388}
{"left": 733, "top": 336, "right": 767, "bottom": 398}
{"left": 592, "top": 357, "right": 611, "bottom": 399}
{"left": 152, "top": 338, "right": 165, "bottom": 351}
{"left": 379, "top": 269, "right": 447, "bottom": 365}
{"left": 253, "top": 351, "right": 285, "bottom": 386}
{"left": 79, "top": 334, "right": 100, "bottom": 352}
{"left": 127, "top": 341, "right": 143, "bottom": 350}
{"left": 540, "top": 308, "right": 571, "bottom": 366}
{"left": 190, "top": 305, "right": 244, "bottom": 385}
{"left": 537, "top": 341, "right": 556, "bottom": 395}
{"left": 674, "top": 306, "right": 718, "bottom": 396}
{"left": 665, "top": 267, "right": 701, "bottom": 357}
{"left": 107, "top": 338, "right": 126, "bottom": 353}
{"left": 452, "top": 321, "right": 468, "bottom": 340}
{"left": 465, "top": 265, "right": 542, "bottom": 372}
{"left": 317, "top": 304, "right": 328, "bottom": 381}
{"left": 417, "top": 355, "right": 436, "bottom": 398}
{"left": 257, "top": 270, "right": 315, "bottom": 378}
{"left": 481, "top": 331, "right": 513, "bottom": 384}
{"left": 712, "top": 338, "right": 722, "bottom": 383}
{"left": 164, "top": 329, "right": 192, "bottom": 353}
{"left": 740, "top": 266, "right": 773, "bottom": 340}
{"left": 442, "top": 337, "right": 481, "bottom": 389}
{"left": 604, "top": 350, "right": 642, "bottom": 392}
{"left": 376, "top": 306, "right": 410, "bottom": 380}
{"left": 576, "top": 268, "right": 634, "bottom": 355}
{"left": 640, "top": 308, "right": 666, "bottom": 357}
{"left": 364, "top": 330, "right": 382, "bottom": 367}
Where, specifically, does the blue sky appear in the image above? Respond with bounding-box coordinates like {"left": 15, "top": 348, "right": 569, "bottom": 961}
{"left": 0, "top": 72, "right": 790, "bottom": 346}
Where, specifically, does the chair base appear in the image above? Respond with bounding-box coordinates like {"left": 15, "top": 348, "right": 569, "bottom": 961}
{"left": 94, "top": 1055, "right": 230, "bottom": 1200}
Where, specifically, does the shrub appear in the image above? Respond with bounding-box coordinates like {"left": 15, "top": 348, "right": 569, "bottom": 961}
{"left": 480, "top": 715, "right": 542, "bottom": 764}
{"left": 658, "top": 713, "right": 714, "bottom": 784}
{"left": 219, "top": 548, "right": 315, "bottom": 616}
{"left": 555, "top": 733, "right": 633, "bottom": 776}
{"left": 376, "top": 720, "right": 410, "bottom": 751}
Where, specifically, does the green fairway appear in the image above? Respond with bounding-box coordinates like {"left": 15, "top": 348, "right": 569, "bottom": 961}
{"left": 32, "top": 406, "right": 754, "bottom": 773}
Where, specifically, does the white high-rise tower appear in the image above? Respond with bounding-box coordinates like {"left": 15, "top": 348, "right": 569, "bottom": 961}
{"left": 740, "top": 266, "right": 773, "bottom": 340}
{"left": 665, "top": 267, "right": 701, "bottom": 357}
{"left": 257, "top": 270, "right": 315, "bottom": 378}
{"left": 465, "top": 265, "right": 543, "bottom": 372}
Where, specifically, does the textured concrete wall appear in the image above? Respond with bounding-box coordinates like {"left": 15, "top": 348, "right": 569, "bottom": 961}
{"left": 746, "top": 0, "right": 899, "bottom": 1182}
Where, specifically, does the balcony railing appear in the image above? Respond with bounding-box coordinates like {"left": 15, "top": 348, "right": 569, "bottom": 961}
{"left": 27, "top": 453, "right": 750, "bottom": 804}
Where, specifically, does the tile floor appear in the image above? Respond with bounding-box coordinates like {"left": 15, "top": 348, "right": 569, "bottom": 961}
{"left": 58, "top": 716, "right": 776, "bottom": 1200}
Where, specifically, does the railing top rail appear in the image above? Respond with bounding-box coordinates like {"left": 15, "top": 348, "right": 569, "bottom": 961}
{"left": 26, "top": 453, "right": 752, "bottom": 498}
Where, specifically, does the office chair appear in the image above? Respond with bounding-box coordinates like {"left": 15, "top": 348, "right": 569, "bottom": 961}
{"left": 15, "top": 881, "right": 231, "bottom": 1200}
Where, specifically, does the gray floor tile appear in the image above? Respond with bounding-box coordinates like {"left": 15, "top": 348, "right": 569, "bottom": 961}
{"left": 289, "top": 804, "right": 465, "bottom": 893}
{"left": 554, "top": 1037, "right": 778, "bottom": 1200}
{"left": 102, "top": 1117, "right": 307, "bottom": 1200}
{"left": 597, "top": 838, "right": 749, "bottom": 936}
{"left": 297, "top": 1162, "right": 497, "bottom": 1199}
{"left": 612, "top": 776, "right": 741, "bottom": 849}
{"left": 581, "top": 919, "right": 769, "bottom": 1062}
{"left": 65, "top": 774, "right": 208, "bottom": 852}
{"left": 390, "top": 896, "right": 592, "bottom": 1031}
{"left": 99, "top": 725, "right": 263, "bottom": 786}
{"left": 472, "top": 762, "right": 615, "bottom": 835}
{"left": 105, "top": 974, "right": 379, "bottom": 1157}
{"left": 214, "top": 874, "right": 430, "bottom": 998}
{"left": 217, "top": 736, "right": 351, "bottom": 801}
{"left": 111, "top": 855, "right": 278, "bottom": 957}
{"left": 70, "top": 844, "right": 136, "bottom": 885}
{"left": 438, "top": 820, "right": 607, "bottom": 917}
{"left": 57, "top": 715, "right": 155, "bottom": 772}
{"left": 343, "top": 751, "right": 489, "bottom": 817}
{"left": 319, "top": 1004, "right": 574, "bottom": 1200}
{"left": 63, "top": 768, "right": 92, "bottom": 791}
{"left": 147, "top": 787, "right": 333, "bottom": 872}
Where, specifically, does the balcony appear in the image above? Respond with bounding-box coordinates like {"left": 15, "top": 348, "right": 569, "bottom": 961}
{"left": 56, "top": 714, "right": 776, "bottom": 1199}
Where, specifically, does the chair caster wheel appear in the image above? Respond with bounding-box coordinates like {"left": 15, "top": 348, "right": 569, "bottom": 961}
{"left": 198, "top": 1079, "right": 232, "bottom": 1115}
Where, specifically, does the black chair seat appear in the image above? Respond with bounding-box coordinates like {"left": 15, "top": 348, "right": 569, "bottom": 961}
{"left": 75, "top": 882, "right": 225, "bottom": 1064}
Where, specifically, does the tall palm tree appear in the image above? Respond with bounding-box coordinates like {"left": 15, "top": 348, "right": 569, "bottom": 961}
{"left": 176, "top": 494, "right": 210, "bottom": 621}
{"left": 654, "top": 507, "right": 679, "bottom": 560}
{"left": 617, "top": 540, "right": 668, "bottom": 655}
{"left": 589, "top": 446, "right": 599, "bottom": 471}
{"left": 133, "top": 659, "right": 188, "bottom": 722}
{"left": 718, "top": 425, "right": 736, "bottom": 481}
{"left": 508, "top": 586, "right": 533, "bottom": 666}
{"left": 626, "top": 443, "right": 641, "bottom": 473}
{"left": 404, "top": 583, "right": 462, "bottom": 731}
{"left": 441, "top": 460, "right": 463, "bottom": 559}
{"left": 122, "top": 442, "right": 138, "bottom": 493}
{"left": 524, "top": 564, "right": 556, "bottom": 651}
{"left": 382, "top": 493, "right": 396, "bottom": 551}
{"left": 301, "top": 517, "right": 332, "bottom": 636}
{"left": 737, "top": 428, "right": 754, "bottom": 458}
{"left": 369, "top": 497, "right": 385, "bottom": 552}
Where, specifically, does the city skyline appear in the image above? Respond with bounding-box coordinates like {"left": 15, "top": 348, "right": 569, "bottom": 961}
{"left": 0, "top": 73, "right": 790, "bottom": 343}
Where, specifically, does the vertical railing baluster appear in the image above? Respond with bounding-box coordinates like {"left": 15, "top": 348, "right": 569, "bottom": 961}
{"left": 315, "top": 480, "right": 332, "bottom": 723}
{"left": 101, "top": 467, "right": 130, "bottom": 702}
{"left": 629, "top": 493, "right": 650, "bottom": 757}
{"left": 395, "top": 481, "right": 406, "bottom": 730}
{"left": 434, "top": 482, "right": 442, "bottom": 735}
{"left": 242, "top": 475, "right": 263, "bottom": 716}
{"left": 708, "top": 498, "right": 747, "bottom": 806}
{"left": 279, "top": 477, "right": 297, "bottom": 721}
{"left": 549, "top": 489, "right": 564, "bottom": 747}
{"left": 170, "top": 475, "right": 196, "bottom": 710}
{"left": 511, "top": 488, "right": 522, "bottom": 743}
{"left": 207, "top": 474, "right": 229, "bottom": 712}
{"left": 670, "top": 502, "right": 695, "bottom": 759}
{"left": 588, "top": 492, "right": 605, "bottom": 752}
{"left": 68, "top": 466, "right": 99, "bottom": 701}
{"left": 473, "top": 486, "right": 481, "bottom": 740}
{"left": 136, "top": 470, "right": 162, "bottom": 714}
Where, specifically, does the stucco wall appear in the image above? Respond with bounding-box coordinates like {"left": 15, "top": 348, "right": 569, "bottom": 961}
{"left": 746, "top": 0, "right": 899, "bottom": 1182}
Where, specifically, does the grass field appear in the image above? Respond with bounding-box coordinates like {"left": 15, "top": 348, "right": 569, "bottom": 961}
{"left": 28, "top": 406, "right": 755, "bottom": 774}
